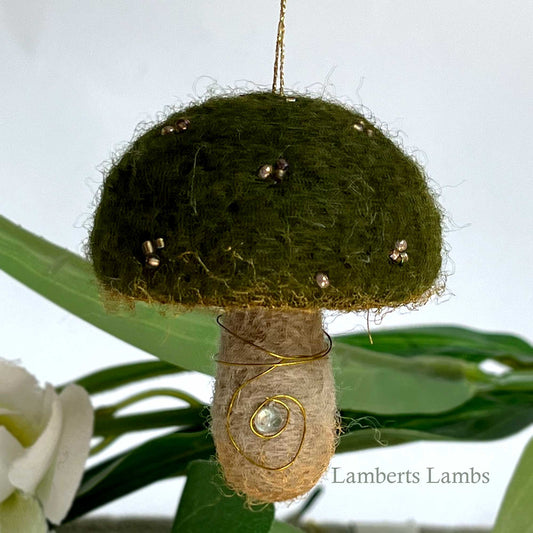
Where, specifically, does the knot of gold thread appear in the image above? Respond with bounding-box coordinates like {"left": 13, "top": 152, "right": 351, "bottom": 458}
{"left": 216, "top": 314, "right": 332, "bottom": 471}
{"left": 272, "top": 0, "right": 287, "bottom": 95}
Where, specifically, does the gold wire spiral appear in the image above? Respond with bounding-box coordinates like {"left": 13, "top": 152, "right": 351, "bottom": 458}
{"left": 216, "top": 314, "right": 332, "bottom": 471}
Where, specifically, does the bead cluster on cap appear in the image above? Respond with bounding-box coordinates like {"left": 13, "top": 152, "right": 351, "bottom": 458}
{"left": 161, "top": 118, "right": 191, "bottom": 136}
{"left": 142, "top": 238, "right": 165, "bottom": 269}
{"left": 353, "top": 119, "right": 374, "bottom": 137}
{"left": 389, "top": 239, "right": 408, "bottom": 265}
{"left": 258, "top": 158, "right": 289, "bottom": 183}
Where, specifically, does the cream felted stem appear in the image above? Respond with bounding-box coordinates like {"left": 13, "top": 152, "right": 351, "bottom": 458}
{"left": 211, "top": 308, "right": 337, "bottom": 503}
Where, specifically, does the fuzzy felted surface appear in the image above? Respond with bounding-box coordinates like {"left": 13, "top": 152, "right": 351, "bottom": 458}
{"left": 211, "top": 308, "right": 337, "bottom": 502}
{"left": 89, "top": 92, "right": 443, "bottom": 311}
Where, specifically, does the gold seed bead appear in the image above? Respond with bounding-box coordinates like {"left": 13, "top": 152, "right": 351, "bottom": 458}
{"left": 315, "top": 272, "right": 330, "bottom": 288}
{"left": 145, "top": 255, "right": 160, "bottom": 269}
{"left": 389, "top": 250, "right": 401, "bottom": 263}
{"left": 273, "top": 158, "right": 289, "bottom": 182}
{"left": 273, "top": 169, "right": 285, "bottom": 182}
{"left": 275, "top": 158, "right": 289, "bottom": 171}
{"left": 142, "top": 240, "right": 155, "bottom": 255}
{"left": 175, "top": 118, "right": 190, "bottom": 132}
{"left": 161, "top": 125, "right": 175, "bottom": 136}
{"left": 396, "top": 239, "right": 408, "bottom": 252}
{"left": 258, "top": 164, "right": 273, "bottom": 179}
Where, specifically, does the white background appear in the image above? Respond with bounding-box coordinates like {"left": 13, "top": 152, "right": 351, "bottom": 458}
{"left": 0, "top": 0, "right": 532, "bottom": 528}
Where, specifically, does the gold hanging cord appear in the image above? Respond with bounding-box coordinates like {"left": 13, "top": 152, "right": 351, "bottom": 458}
{"left": 272, "top": 0, "right": 287, "bottom": 95}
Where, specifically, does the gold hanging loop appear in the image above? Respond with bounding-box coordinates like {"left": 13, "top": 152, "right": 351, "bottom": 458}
{"left": 272, "top": 0, "right": 287, "bottom": 95}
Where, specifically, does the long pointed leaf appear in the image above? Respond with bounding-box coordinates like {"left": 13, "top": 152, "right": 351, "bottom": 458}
{"left": 335, "top": 327, "right": 533, "bottom": 367}
{"left": 333, "top": 343, "right": 479, "bottom": 413}
{"left": 2, "top": 216, "right": 532, "bottom": 416}
{"left": 0, "top": 215, "right": 218, "bottom": 375}
{"left": 65, "top": 430, "right": 215, "bottom": 522}
{"left": 93, "top": 406, "right": 206, "bottom": 436}
{"left": 493, "top": 437, "right": 533, "bottom": 533}
{"left": 58, "top": 360, "right": 184, "bottom": 395}
{"left": 338, "top": 391, "right": 533, "bottom": 452}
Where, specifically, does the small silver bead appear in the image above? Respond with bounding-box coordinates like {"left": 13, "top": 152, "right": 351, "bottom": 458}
{"left": 161, "top": 125, "right": 175, "bottom": 136}
{"left": 353, "top": 120, "right": 365, "bottom": 132}
{"left": 258, "top": 164, "right": 273, "bottom": 179}
{"left": 396, "top": 239, "right": 408, "bottom": 252}
{"left": 145, "top": 255, "right": 160, "bottom": 269}
{"left": 367, "top": 129, "right": 374, "bottom": 137}
{"left": 285, "top": 97, "right": 297, "bottom": 103}
{"left": 316, "top": 272, "right": 330, "bottom": 288}
{"left": 400, "top": 252, "right": 409, "bottom": 264}
{"left": 155, "top": 237, "right": 165, "bottom": 250}
{"left": 175, "top": 118, "right": 190, "bottom": 132}
{"left": 142, "top": 240, "right": 155, "bottom": 255}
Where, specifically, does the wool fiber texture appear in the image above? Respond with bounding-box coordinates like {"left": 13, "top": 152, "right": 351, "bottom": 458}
{"left": 211, "top": 308, "right": 337, "bottom": 502}
{"left": 89, "top": 92, "right": 443, "bottom": 311}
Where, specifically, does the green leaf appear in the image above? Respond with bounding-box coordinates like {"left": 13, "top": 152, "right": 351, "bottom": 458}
{"left": 338, "top": 391, "right": 533, "bottom": 453}
{"left": 391, "top": 391, "right": 533, "bottom": 440}
{"left": 338, "top": 427, "right": 448, "bottom": 452}
{"left": 493, "top": 437, "right": 533, "bottom": 533}
{"left": 65, "top": 430, "right": 215, "bottom": 522}
{"left": 0, "top": 491, "right": 47, "bottom": 533}
{"left": 332, "top": 342, "right": 478, "bottom": 413}
{"left": 0, "top": 215, "right": 218, "bottom": 376}
{"left": 93, "top": 406, "right": 206, "bottom": 436}
{"left": 172, "top": 460, "right": 274, "bottom": 533}
{"left": 335, "top": 326, "right": 533, "bottom": 367}
{"left": 333, "top": 337, "right": 533, "bottom": 414}
{"left": 3, "top": 215, "right": 532, "bottom": 421}
{"left": 58, "top": 360, "right": 184, "bottom": 395}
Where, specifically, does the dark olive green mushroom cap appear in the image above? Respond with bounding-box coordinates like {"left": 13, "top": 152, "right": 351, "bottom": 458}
{"left": 89, "top": 92, "right": 443, "bottom": 311}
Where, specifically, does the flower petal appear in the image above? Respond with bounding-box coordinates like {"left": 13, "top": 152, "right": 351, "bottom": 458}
{"left": 8, "top": 385, "right": 63, "bottom": 494}
{"left": 0, "top": 358, "right": 44, "bottom": 425}
{"left": 36, "top": 384, "right": 93, "bottom": 524}
{"left": 0, "top": 427, "right": 24, "bottom": 503}
{"left": 0, "top": 490, "right": 47, "bottom": 533}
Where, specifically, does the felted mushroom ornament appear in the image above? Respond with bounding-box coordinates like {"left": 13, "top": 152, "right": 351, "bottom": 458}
{"left": 89, "top": 92, "right": 443, "bottom": 502}
{"left": 88, "top": 2, "right": 443, "bottom": 506}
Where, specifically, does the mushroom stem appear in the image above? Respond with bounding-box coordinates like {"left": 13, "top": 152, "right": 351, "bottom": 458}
{"left": 211, "top": 307, "right": 337, "bottom": 502}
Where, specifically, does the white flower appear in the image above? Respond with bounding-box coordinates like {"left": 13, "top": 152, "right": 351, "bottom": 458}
{"left": 0, "top": 358, "right": 93, "bottom": 525}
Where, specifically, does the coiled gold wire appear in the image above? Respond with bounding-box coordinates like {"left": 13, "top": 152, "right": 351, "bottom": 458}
{"left": 216, "top": 314, "right": 332, "bottom": 471}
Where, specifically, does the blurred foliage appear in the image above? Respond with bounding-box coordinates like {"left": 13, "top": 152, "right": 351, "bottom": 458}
{"left": 493, "top": 437, "right": 533, "bottom": 533}
{"left": 1, "top": 215, "right": 532, "bottom": 530}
